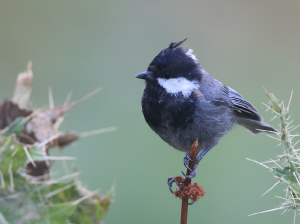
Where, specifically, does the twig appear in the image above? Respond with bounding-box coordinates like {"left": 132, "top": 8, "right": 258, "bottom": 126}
{"left": 181, "top": 139, "right": 198, "bottom": 224}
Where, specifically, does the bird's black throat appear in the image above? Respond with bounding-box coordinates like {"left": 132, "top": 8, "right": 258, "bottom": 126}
{"left": 142, "top": 83, "right": 197, "bottom": 132}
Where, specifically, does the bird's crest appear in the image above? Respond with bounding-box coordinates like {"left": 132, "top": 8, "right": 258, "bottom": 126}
{"left": 169, "top": 38, "right": 187, "bottom": 49}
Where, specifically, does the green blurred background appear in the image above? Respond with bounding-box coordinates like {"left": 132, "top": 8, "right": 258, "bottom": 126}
{"left": 1, "top": 1, "right": 300, "bottom": 223}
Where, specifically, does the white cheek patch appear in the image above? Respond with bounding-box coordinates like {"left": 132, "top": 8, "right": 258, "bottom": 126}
{"left": 157, "top": 77, "right": 200, "bottom": 98}
{"left": 186, "top": 49, "right": 198, "bottom": 64}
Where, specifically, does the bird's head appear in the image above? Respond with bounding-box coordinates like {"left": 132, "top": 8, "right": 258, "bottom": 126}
{"left": 136, "top": 39, "right": 202, "bottom": 97}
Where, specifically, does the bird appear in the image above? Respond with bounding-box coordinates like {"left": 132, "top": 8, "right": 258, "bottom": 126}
{"left": 135, "top": 38, "right": 277, "bottom": 193}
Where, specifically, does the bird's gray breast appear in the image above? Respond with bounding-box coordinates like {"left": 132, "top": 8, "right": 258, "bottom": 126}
{"left": 142, "top": 83, "right": 235, "bottom": 153}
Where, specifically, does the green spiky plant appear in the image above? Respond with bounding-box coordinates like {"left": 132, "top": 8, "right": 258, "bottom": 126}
{"left": 248, "top": 90, "right": 300, "bottom": 223}
{"left": 0, "top": 64, "right": 116, "bottom": 224}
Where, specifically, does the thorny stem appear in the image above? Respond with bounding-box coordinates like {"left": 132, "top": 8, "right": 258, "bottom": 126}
{"left": 181, "top": 139, "right": 198, "bottom": 224}
{"left": 249, "top": 90, "right": 300, "bottom": 222}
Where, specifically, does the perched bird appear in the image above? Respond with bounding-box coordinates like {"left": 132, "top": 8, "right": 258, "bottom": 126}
{"left": 135, "top": 39, "right": 277, "bottom": 191}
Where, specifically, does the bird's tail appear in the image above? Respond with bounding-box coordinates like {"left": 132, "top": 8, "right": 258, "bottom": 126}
{"left": 237, "top": 118, "right": 278, "bottom": 135}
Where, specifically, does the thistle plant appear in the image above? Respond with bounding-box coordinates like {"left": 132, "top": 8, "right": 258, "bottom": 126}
{"left": 0, "top": 64, "right": 116, "bottom": 224}
{"left": 247, "top": 89, "right": 300, "bottom": 223}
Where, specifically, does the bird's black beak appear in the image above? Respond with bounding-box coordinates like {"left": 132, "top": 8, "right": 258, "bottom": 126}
{"left": 135, "top": 71, "right": 153, "bottom": 80}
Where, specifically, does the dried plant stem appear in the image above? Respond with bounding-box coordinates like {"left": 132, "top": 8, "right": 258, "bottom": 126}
{"left": 181, "top": 139, "right": 198, "bottom": 224}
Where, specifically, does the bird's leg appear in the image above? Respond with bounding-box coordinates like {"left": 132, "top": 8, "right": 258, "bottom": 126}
{"left": 168, "top": 146, "right": 213, "bottom": 194}
{"left": 195, "top": 146, "right": 213, "bottom": 164}
{"left": 182, "top": 146, "right": 213, "bottom": 179}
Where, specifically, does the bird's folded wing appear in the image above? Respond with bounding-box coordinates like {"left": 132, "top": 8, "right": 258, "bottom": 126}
{"left": 227, "top": 86, "right": 262, "bottom": 121}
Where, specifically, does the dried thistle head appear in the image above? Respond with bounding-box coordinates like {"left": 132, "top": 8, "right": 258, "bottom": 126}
{"left": 0, "top": 64, "right": 115, "bottom": 224}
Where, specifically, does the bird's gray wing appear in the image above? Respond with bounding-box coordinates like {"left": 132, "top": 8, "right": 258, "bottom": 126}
{"left": 227, "top": 86, "right": 277, "bottom": 134}
{"left": 227, "top": 86, "right": 261, "bottom": 121}
{"left": 201, "top": 84, "right": 231, "bottom": 108}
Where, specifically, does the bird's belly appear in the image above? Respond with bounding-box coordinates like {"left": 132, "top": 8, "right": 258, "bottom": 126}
{"left": 143, "top": 102, "right": 233, "bottom": 153}
{"left": 153, "top": 119, "right": 223, "bottom": 153}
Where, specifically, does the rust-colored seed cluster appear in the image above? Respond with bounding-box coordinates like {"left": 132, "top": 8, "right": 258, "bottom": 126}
{"left": 173, "top": 176, "right": 205, "bottom": 202}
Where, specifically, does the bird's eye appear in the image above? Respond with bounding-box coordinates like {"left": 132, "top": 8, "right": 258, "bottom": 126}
{"left": 164, "top": 72, "right": 170, "bottom": 79}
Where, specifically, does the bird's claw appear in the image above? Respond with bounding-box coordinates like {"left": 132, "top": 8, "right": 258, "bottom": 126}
{"left": 185, "top": 153, "right": 192, "bottom": 161}
{"left": 167, "top": 147, "right": 214, "bottom": 204}
{"left": 184, "top": 163, "right": 192, "bottom": 171}
{"left": 181, "top": 170, "right": 196, "bottom": 179}
{"left": 167, "top": 177, "right": 180, "bottom": 193}
{"left": 182, "top": 146, "right": 213, "bottom": 179}
{"left": 182, "top": 152, "right": 200, "bottom": 179}
{"left": 183, "top": 153, "right": 193, "bottom": 171}
{"left": 189, "top": 200, "right": 195, "bottom": 205}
